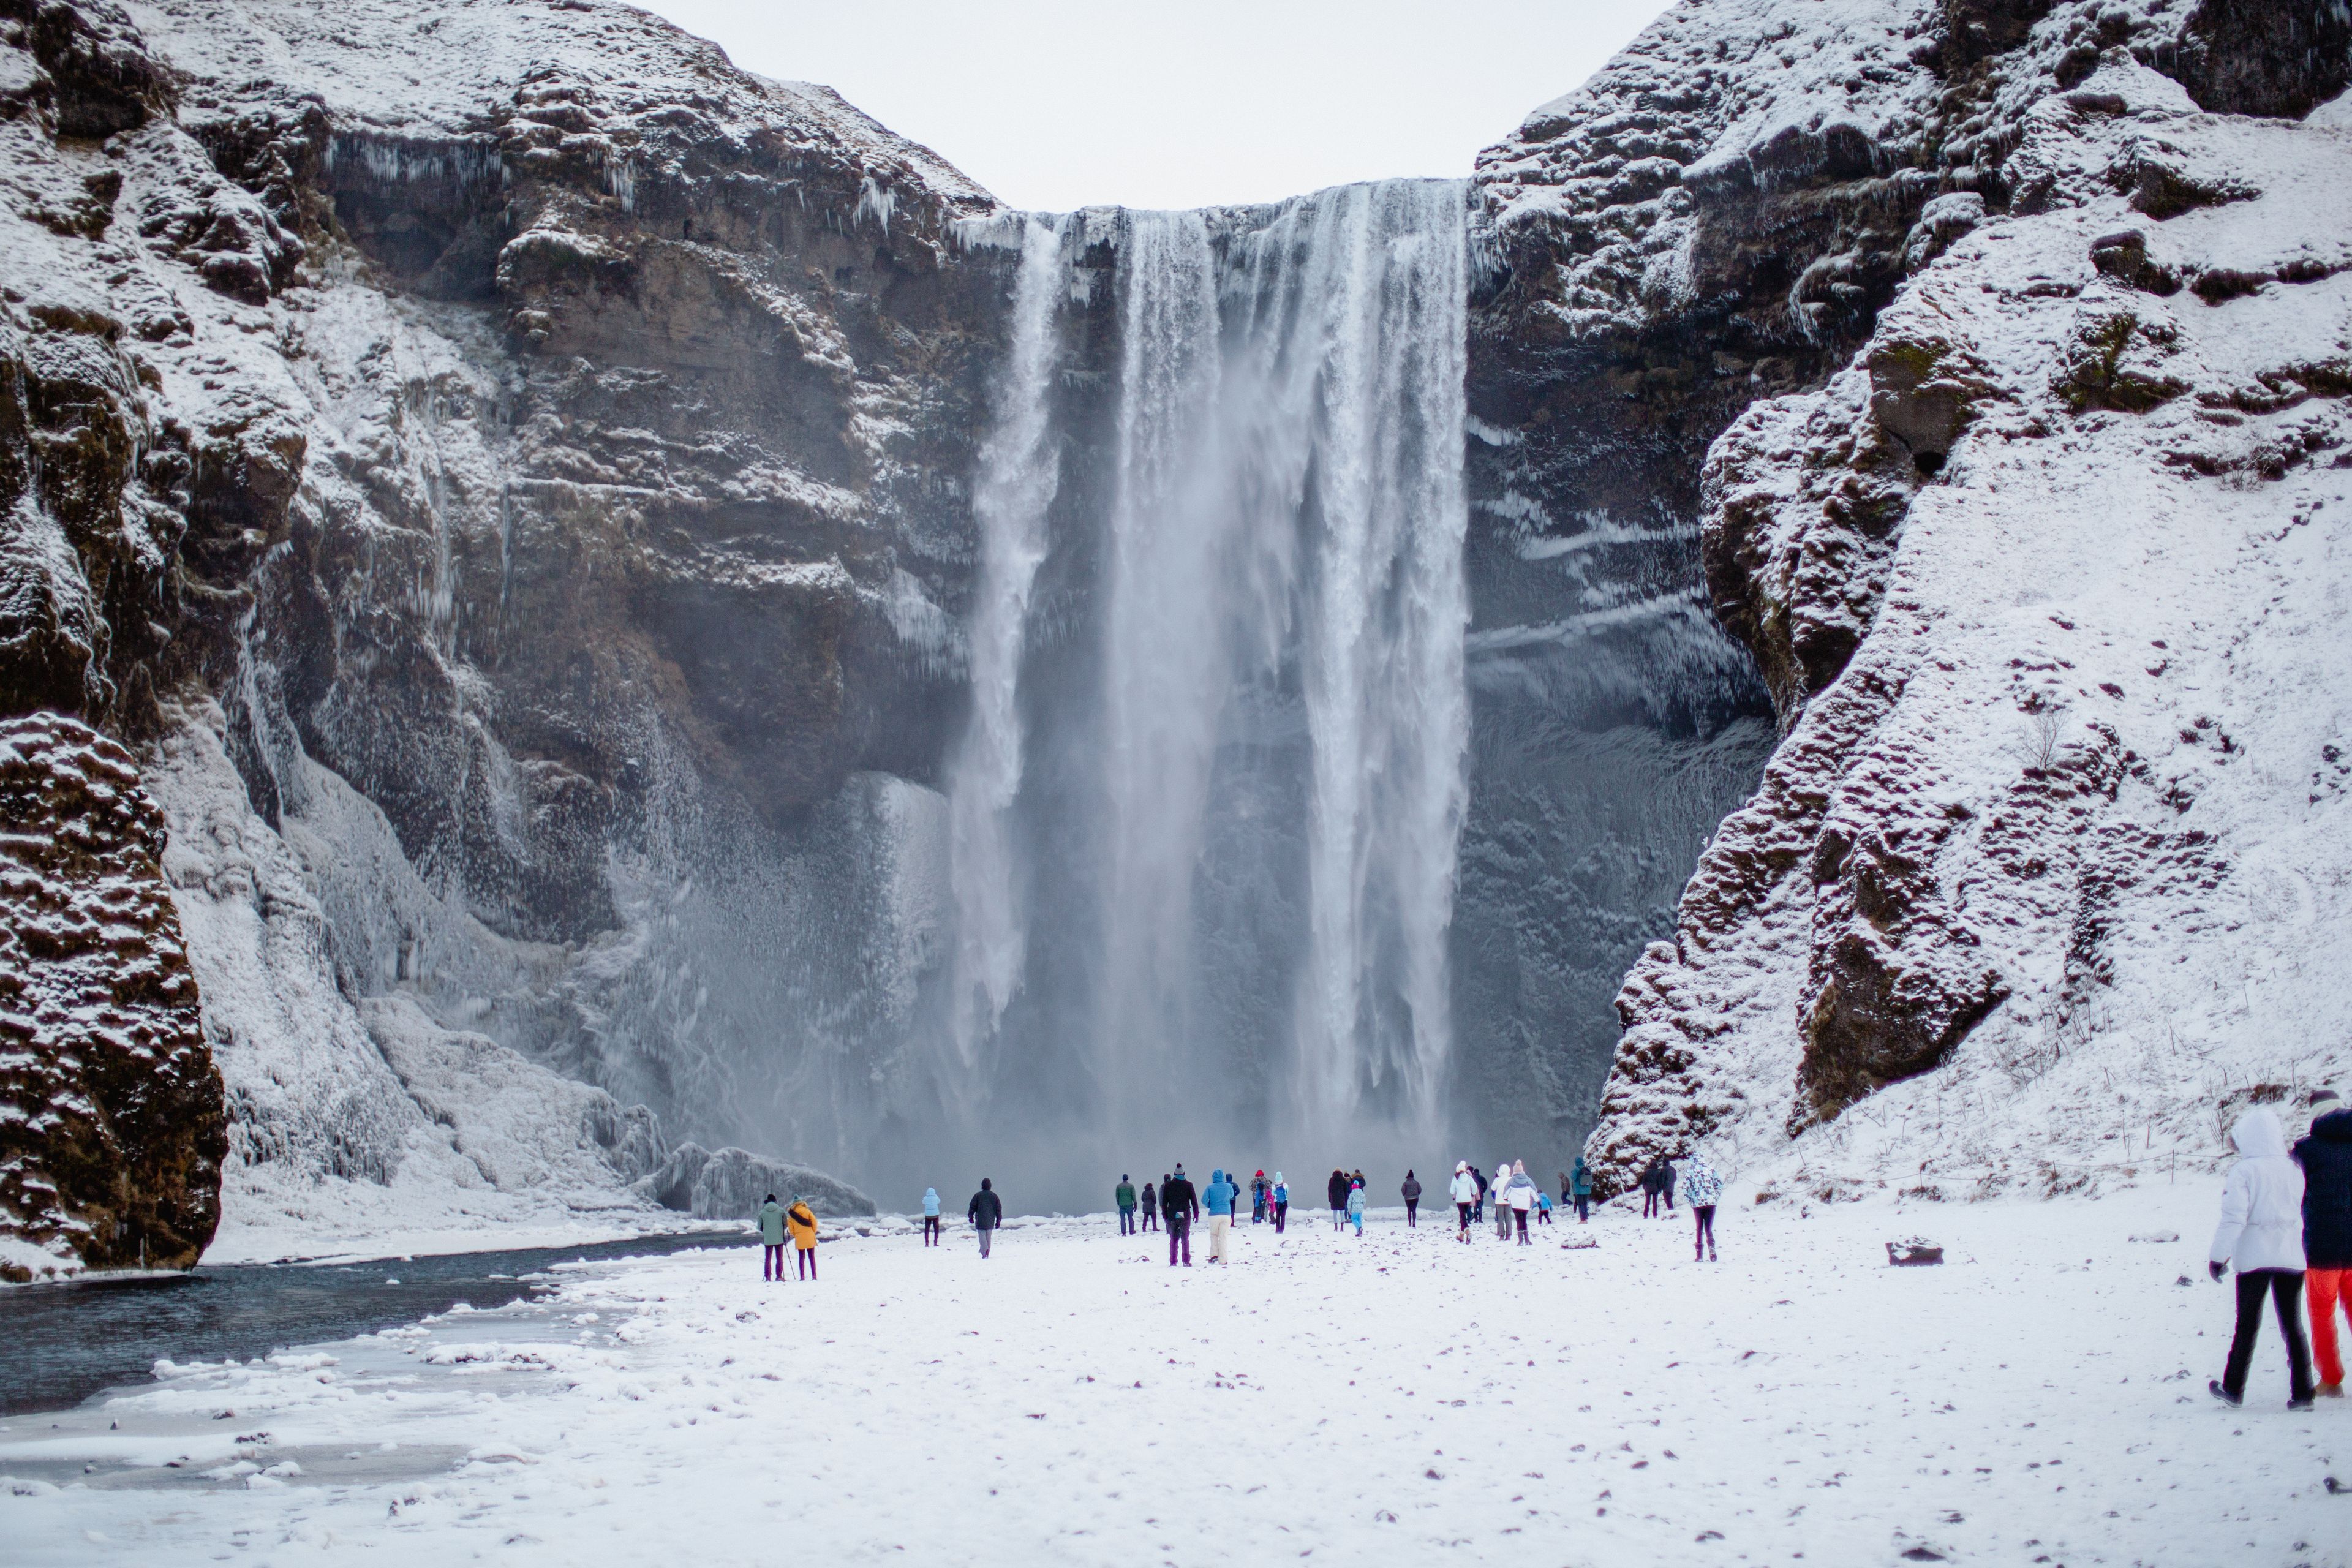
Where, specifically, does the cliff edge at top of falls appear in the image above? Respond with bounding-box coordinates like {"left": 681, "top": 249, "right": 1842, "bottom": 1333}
{"left": 0, "top": 0, "right": 996, "bottom": 1270}
{"left": 1465, "top": 0, "right": 2352, "bottom": 1197}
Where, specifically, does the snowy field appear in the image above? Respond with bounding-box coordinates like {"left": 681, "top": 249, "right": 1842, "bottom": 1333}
{"left": 2, "top": 1186, "right": 2342, "bottom": 1567}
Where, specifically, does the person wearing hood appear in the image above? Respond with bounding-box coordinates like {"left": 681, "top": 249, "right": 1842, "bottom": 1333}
{"left": 1204, "top": 1168, "right": 1239, "bottom": 1264}
{"left": 2208, "top": 1107, "right": 2315, "bottom": 1408}
{"left": 1162, "top": 1165, "right": 1199, "bottom": 1266}
{"left": 1327, "top": 1169, "right": 1351, "bottom": 1231}
{"left": 2292, "top": 1088, "right": 2352, "bottom": 1396}
{"left": 1682, "top": 1155, "right": 1724, "bottom": 1261}
{"left": 786, "top": 1197, "right": 820, "bottom": 1279}
{"left": 1401, "top": 1169, "right": 1422, "bottom": 1227}
{"left": 1569, "top": 1158, "right": 1594, "bottom": 1223}
{"left": 1449, "top": 1161, "right": 1477, "bottom": 1241}
{"left": 921, "top": 1186, "right": 942, "bottom": 1247}
{"left": 1271, "top": 1172, "right": 1290, "bottom": 1232}
{"left": 1505, "top": 1161, "right": 1538, "bottom": 1243}
{"left": 758, "top": 1193, "right": 787, "bottom": 1281}
{"left": 967, "top": 1178, "right": 1004, "bottom": 1260}
{"left": 1141, "top": 1178, "right": 1159, "bottom": 1232}
{"left": 1117, "top": 1174, "right": 1138, "bottom": 1236}
{"left": 1347, "top": 1177, "right": 1366, "bottom": 1236}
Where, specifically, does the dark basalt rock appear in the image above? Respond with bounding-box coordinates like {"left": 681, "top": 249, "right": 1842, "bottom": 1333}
{"left": 0, "top": 712, "right": 224, "bottom": 1278}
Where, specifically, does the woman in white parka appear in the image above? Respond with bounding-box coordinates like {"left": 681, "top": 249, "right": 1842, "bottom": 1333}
{"left": 2208, "top": 1106, "right": 2316, "bottom": 1408}
{"left": 1493, "top": 1163, "right": 1515, "bottom": 1241}
{"left": 1449, "top": 1162, "right": 1478, "bottom": 1242}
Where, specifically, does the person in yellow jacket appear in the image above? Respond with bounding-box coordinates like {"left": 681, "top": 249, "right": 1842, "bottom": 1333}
{"left": 786, "top": 1197, "right": 820, "bottom": 1280}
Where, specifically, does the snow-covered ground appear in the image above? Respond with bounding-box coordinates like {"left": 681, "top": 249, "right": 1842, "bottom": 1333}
{"left": 4, "top": 1186, "right": 2341, "bottom": 1566}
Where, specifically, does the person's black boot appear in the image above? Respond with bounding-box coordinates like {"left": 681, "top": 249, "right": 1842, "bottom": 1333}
{"left": 2209, "top": 1379, "right": 2243, "bottom": 1407}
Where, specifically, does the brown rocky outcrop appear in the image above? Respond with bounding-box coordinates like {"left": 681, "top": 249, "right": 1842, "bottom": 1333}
{"left": 0, "top": 711, "right": 223, "bottom": 1278}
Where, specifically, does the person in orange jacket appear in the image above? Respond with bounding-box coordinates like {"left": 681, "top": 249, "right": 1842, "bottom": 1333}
{"left": 786, "top": 1197, "right": 820, "bottom": 1280}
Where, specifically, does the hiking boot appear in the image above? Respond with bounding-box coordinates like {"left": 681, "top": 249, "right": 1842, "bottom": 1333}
{"left": 2209, "top": 1379, "right": 2242, "bottom": 1406}
{"left": 1709, "top": 1248, "right": 1719, "bottom": 1261}
{"left": 2319, "top": 1384, "right": 2345, "bottom": 1398}
{"left": 2288, "top": 1396, "right": 2315, "bottom": 1411}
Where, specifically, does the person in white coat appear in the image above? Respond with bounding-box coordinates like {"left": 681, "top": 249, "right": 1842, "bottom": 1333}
{"left": 2208, "top": 1107, "right": 2316, "bottom": 1408}
{"left": 1493, "top": 1163, "right": 1515, "bottom": 1241}
{"left": 1506, "top": 1161, "right": 1538, "bottom": 1244}
{"left": 1449, "top": 1162, "right": 1477, "bottom": 1242}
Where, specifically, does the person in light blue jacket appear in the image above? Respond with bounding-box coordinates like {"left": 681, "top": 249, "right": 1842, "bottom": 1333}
{"left": 921, "top": 1186, "right": 941, "bottom": 1248}
{"left": 1347, "top": 1178, "right": 1366, "bottom": 1236}
{"left": 1204, "top": 1168, "right": 1238, "bottom": 1264}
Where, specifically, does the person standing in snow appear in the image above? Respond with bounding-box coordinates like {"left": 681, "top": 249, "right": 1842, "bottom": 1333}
{"left": 1470, "top": 1161, "right": 1488, "bottom": 1225}
{"left": 1117, "top": 1174, "right": 1138, "bottom": 1236}
{"left": 921, "top": 1186, "right": 943, "bottom": 1246}
{"left": 1535, "top": 1189, "right": 1554, "bottom": 1227}
{"left": 786, "top": 1197, "right": 820, "bottom": 1280}
{"left": 1450, "top": 1161, "right": 1477, "bottom": 1241}
{"left": 2207, "top": 1106, "right": 2316, "bottom": 1408}
{"left": 1204, "top": 1167, "right": 1238, "bottom": 1264}
{"left": 1682, "top": 1154, "right": 1724, "bottom": 1261}
{"left": 1272, "top": 1172, "right": 1290, "bottom": 1232}
{"left": 1494, "top": 1163, "right": 1515, "bottom": 1241}
{"left": 968, "top": 1178, "right": 1004, "bottom": 1260}
{"left": 1348, "top": 1177, "right": 1366, "bottom": 1236}
{"left": 2291, "top": 1088, "right": 2351, "bottom": 1396}
{"left": 1141, "top": 1178, "right": 1159, "bottom": 1232}
{"left": 758, "top": 1193, "right": 788, "bottom": 1281}
{"left": 1163, "top": 1165, "right": 1199, "bottom": 1267}
{"left": 1506, "top": 1161, "right": 1537, "bottom": 1243}
{"left": 1401, "top": 1169, "right": 1422, "bottom": 1227}
{"left": 1327, "top": 1169, "right": 1350, "bottom": 1231}
{"left": 1569, "top": 1158, "right": 1594, "bottom": 1224}
{"left": 1251, "top": 1170, "right": 1270, "bottom": 1224}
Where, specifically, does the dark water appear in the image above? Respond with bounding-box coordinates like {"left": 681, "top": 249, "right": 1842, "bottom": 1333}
{"left": 0, "top": 1229, "right": 748, "bottom": 1417}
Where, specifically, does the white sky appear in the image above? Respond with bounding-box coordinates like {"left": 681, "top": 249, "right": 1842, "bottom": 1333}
{"left": 635, "top": 1, "right": 1672, "bottom": 211}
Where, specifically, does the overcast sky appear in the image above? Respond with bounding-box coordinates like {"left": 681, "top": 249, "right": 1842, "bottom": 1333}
{"left": 636, "top": 1, "right": 1671, "bottom": 212}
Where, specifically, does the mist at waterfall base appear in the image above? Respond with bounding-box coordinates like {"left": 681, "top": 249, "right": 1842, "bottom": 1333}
{"left": 860, "top": 181, "right": 1474, "bottom": 1212}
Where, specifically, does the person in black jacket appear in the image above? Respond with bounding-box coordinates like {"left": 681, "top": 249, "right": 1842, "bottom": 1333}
{"left": 1161, "top": 1166, "right": 1199, "bottom": 1267}
{"left": 1327, "top": 1169, "right": 1351, "bottom": 1231}
{"left": 1470, "top": 1161, "right": 1488, "bottom": 1224}
{"left": 967, "top": 1178, "right": 1003, "bottom": 1259}
{"left": 1401, "top": 1170, "right": 1422, "bottom": 1227}
{"left": 1140, "top": 1178, "right": 1159, "bottom": 1232}
{"left": 2293, "top": 1088, "right": 2352, "bottom": 1395}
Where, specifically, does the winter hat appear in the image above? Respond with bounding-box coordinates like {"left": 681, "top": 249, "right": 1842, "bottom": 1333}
{"left": 764, "top": 1193, "right": 777, "bottom": 1204}
{"left": 1273, "top": 1172, "right": 1283, "bottom": 1183}
{"left": 1512, "top": 1160, "right": 1525, "bottom": 1175}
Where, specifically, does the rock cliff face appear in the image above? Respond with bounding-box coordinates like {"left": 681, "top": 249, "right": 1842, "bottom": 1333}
{"left": 1469, "top": 0, "right": 2352, "bottom": 1194}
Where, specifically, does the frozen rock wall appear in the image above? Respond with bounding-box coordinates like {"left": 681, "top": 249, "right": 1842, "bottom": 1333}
{"left": 1500, "top": 0, "right": 2352, "bottom": 1194}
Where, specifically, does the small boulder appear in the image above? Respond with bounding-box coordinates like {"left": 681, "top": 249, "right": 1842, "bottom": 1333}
{"left": 1887, "top": 1238, "right": 1945, "bottom": 1267}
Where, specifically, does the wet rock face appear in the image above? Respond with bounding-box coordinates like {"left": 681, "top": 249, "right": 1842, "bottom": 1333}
{"left": 0, "top": 712, "right": 224, "bottom": 1278}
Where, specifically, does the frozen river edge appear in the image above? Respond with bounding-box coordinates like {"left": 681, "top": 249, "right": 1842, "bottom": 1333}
{"left": 2, "top": 1186, "right": 2341, "bottom": 1567}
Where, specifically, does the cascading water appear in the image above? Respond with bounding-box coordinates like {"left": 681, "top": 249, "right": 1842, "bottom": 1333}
{"left": 938, "top": 180, "right": 1471, "bottom": 1192}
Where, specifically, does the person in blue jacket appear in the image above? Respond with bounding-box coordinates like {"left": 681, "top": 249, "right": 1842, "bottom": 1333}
{"left": 1204, "top": 1167, "right": 1238, "bottom": 1264}
{"left": 1271, "top": 1172, "right": 1289, "bottom": 1233}
{"left": 921, "top": 1187, "right": 941, "bottom": 1247}
{"left": 1346, "top": 1177, "right": 1366, "bottom": 1236}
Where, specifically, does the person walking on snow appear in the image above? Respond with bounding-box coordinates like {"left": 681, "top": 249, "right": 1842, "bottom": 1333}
{"left": 1141, "top": 1178, "right": 1159, "bottom": 1232}
{"left": 1204, "top": 1168, "right": 1238, "bottom": 1264}
{"left": 1450, "top": 1162, "right": 1477, "bottom": 1241}
{"left": 758, "top": 1193, "right": 787, "bottom": 1281}
{"left": 1401, "top": 1169, "right": 1422, "bottom": 1227}
{"left": 968, "top": 1178, "right": 1004, "bottom": 1261}
{"left": 1536, "top": 1189, "right": 1554, "bottom": 1227}
{"left": 2208, "top": 1107, "right": 2316, "bottom": 1408}
{"left": 1327, "top": 1170, "right": 1351, "bottom": 1231}
{"left": 1506, "top": 1161, "right": 1538, "bottom": 1243}
{"left": 1640, "top": 1155, "right": 1677, "bottom": 1218}
{"left": 1117, "top": 1174, "right": 1138, "bottom": 1236}
{"left": 1494, "top": 1163, "right": 1515, "bottom": 1240}
{"left": 2291, "top": 1087, "right": 2351, "bottom": 1396}
{"left": 1569, "top": 1158, "right": 1594, "bottom": 1223}
{"left": 921, "top": 1186, "right": 942, "bottom": 1246}
{"left": 1346, "top": 1177, "right": 1366, "bottom": 1235}
{"left": 786, "top": 1197, "right": 820, "bottom": 1280}
{"left": 1272, "top": 1172, "right": 1290, "bottom": 1233}
{"left": 1682, "top": 1153, "right": 1724, "bottom": 1261}
{"left": 1251, "top": 1170, "right": 1270, "bottom": 1224}
{"left": 1470, "top": 1161, "right": 1488, "bottom": 1225}
{"left": 1163, "top": 1166, "right": 1199, "bottom": 1266}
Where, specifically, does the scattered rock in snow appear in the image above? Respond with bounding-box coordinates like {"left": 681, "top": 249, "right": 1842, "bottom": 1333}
{"left": 1887, "top": 1239, "right": 1945, "bottom": 1267}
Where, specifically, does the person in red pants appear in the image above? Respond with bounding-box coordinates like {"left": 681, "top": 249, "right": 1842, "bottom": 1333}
{"left": 2292, "top": 1088, "right": 2352, "bottom": 1395}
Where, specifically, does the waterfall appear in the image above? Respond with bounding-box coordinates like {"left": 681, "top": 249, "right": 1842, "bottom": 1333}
{"left": 943, "top": 180, "right": 1469, "bottom": 1175}
{"left": 948, "top": 216, "right": 1067, "bottom": 1068}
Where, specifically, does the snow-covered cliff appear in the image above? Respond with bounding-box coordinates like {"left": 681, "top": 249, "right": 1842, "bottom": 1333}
{"left": 1472, "top": 0, "right": 2352, "bottom": 1195}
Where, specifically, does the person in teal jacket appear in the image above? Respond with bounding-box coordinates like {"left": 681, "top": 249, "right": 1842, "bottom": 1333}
{"left": 1203, "top": 1169, "right": 1238, "bottom": 1264}
{"left": 1116, "top": 1175, "right": 1138, "bottom": 1235}
{"left": 1568, "top": 1158, "right": 1594, "bottom": 1224}
{"left": 921, "top": 1186, "right": 942, "bottom": 1248}
{"left": 758, "top": 1193, "right": 787, "bottom": 1280}
{"left": 1347, "top": 1178, "right": 1366, "bottom": 1236}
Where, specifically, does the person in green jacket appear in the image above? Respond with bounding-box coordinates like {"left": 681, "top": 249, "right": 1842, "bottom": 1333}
{"left": 1116, "top": 1175, "right": 1139, "bottom": 1235}
{"left": 758, "top": 1193, "right": 787, "bottom": 1281}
